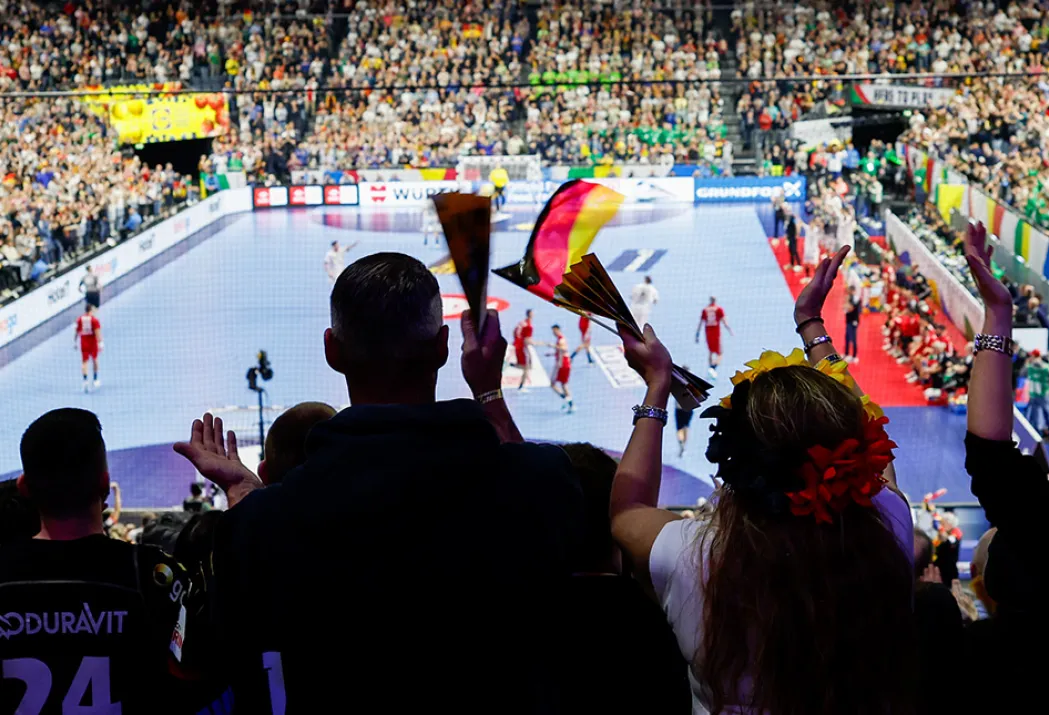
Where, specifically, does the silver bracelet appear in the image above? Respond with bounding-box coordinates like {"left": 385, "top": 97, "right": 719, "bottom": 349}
{"left": 632, "top": 404, "right": 668, "bottom": 426}
{"left": 803, "top": 334, "right": 833, "bottom": 354}
{"left": 973, "top": 334, "right": 1014, "bottom": 356}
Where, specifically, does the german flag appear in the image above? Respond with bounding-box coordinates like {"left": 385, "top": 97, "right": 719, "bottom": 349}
{"left": 494, "top": 180, "right": 624, "bottom": 300}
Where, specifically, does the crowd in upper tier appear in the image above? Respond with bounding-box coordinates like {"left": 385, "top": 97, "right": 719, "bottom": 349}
{"left": 5, "top": 0, "right": 1049, "bottom": 296}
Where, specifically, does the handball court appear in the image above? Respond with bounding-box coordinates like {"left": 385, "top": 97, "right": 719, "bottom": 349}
{"left": 0, "top": 203, "right": 969, "bottom": 508}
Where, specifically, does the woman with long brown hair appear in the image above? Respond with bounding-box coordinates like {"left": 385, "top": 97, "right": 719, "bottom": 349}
{"left": 611, "top": 247, "right": 915, "bottom": 714}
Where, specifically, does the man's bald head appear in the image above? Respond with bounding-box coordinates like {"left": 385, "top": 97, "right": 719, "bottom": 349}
{"left": 260, "top": 402, "right": 337, "bottom": 485}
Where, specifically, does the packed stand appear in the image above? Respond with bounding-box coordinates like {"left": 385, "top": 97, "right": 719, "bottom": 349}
{"left": 0, "top": 97, "right": 198, "bottom": 301}
{"left": 204, "top": 7, "right": 335, "bottom": 181}
{"left": 523, "top": 0, "right": 729, "bottom": 167}
{"left": 279, "top": 0, "right": 524, "bottom": 171}
{"left": 730, "top": 0, "right": 1049, "bottom": 221}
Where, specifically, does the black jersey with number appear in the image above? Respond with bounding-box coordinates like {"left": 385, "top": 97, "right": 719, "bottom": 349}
{"left": 0, "top": 536, "right": 191, "bottom": 714}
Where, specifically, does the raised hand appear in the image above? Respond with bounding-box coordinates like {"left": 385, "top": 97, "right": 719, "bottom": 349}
{"left": 619, "top": 323, "right": 673, "bottom": 388}
{"left": 173, "top": 413, "right": 262, "bottom": 505}
{"left": 963, "top": 220, "right": 1012, "bottom": 317}
{"left": 794, "top": 245, "right": 850, "bottom": 324}
{"left": 461, "top": 308, "right": 507, "bottom": 396}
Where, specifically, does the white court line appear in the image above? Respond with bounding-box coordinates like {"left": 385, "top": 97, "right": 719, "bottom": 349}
{"left": 501, "top": 345, "right": 551, "bottom": 389}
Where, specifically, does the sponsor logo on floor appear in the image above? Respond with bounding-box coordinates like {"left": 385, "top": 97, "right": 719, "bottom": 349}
{"left": 592, "top": 345, "right": 645, "bottom": 388}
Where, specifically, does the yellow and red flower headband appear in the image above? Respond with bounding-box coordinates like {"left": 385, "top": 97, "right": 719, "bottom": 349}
{"left": 702, "top": 349, "right": 894, "bottom": 524}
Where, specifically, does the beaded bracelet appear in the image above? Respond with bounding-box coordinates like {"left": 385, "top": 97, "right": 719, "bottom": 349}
{"left": 973, "top": 334, "right": 1014, "bottom": 357}
{"left": 632, "top": 404, "right": 669, "bottom": 426}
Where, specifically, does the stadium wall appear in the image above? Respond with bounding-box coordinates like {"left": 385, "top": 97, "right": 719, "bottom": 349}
{"left": 0, "top": 188, "right": 252, "bottom": 365}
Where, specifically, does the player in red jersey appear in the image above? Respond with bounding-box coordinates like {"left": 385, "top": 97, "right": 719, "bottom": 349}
{"left": 570, "top": 314, "right": 593, "bottom": 363}
{"left": 512, "top": 309, "right": 534, "bottom": 389}
{"left": 695, "top": 296, "right": 733, "bottom": 379}
{"left": 548, "top": 324, "right": 574, "bottom": 412}
{"left": 74, "top": 303, "right": 103, "bottom": 392}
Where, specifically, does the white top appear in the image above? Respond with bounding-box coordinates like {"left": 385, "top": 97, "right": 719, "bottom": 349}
{"left": 630, "top": 283, "right": 660, "bottom": 308}
{"left": 649, "top": 489, "right": 914, "bottom": 714}
{"left": 324, "top": 247, "right": 346, "bottom": 281}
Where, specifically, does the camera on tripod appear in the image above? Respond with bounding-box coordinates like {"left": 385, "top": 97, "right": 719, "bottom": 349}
{"left": 246, "top": 350, "right": 274, "bottom": 393}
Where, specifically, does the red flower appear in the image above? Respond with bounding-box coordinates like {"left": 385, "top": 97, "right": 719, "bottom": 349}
{"left": 786, "top": 414, "right": 895, "bottom": 524}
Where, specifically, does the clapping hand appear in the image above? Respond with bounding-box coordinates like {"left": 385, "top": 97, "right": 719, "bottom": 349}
{"left": 173, "top": 413, "right": 262, "bottom": 504}
{"left": 794, "top": 246, "right": 850, "bottom": 324}
{"left": 964, "top": 220, "right": 1012, "bottom": 318}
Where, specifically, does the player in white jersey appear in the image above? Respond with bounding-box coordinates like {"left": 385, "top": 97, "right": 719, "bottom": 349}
{"left": 324, "top": 240, "right": 353, "bottom": 284}
{"left": 630, "top": 275, "right": 660, "bottom": 329}
{"left": 422, "top": 201, "right": 440, "bottom": 246}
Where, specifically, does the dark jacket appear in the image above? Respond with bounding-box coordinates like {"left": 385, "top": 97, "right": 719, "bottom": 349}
{"left": 213, "top": 399, "right": 584, "bottom": 714}
{"left": 962, "top": 433, "right": 1049, "bottom": 712}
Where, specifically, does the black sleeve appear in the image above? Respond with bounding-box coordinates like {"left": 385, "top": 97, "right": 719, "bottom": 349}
{"left": 964, "top": 432, "right": 1049, "bottom": 534}
{"left": 964, "top": 432, "right": 1049, "bottom": 610}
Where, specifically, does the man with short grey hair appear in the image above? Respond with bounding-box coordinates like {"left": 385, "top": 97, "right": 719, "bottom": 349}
{"left": 184, "top": 252, "right": 583, "bottom": 713}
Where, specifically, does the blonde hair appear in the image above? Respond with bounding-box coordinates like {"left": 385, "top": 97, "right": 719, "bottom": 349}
{"left": 745, "top": 365, "right": 864, "bottom": 451}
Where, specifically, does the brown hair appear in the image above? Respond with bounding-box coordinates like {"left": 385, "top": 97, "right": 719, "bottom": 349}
{"left": 699, "top": 366, "right": 914, "bottom": 715}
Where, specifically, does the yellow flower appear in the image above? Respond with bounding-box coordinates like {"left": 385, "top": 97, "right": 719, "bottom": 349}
{"left": 815, "top": 355, "right": 857, "bottom": 391}
{"left": 716, "top": 350, "right": 887, "bottom": 423}
{"left": 861, "top": 395, "right": 885, "bottom": 421}
{"left": 729, "top": 348, "right": 808, "bottom": 387}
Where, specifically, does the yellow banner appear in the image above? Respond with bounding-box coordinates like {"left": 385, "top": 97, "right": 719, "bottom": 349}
{"left": 79, "top": 83, "right": 229, "bottom": 144}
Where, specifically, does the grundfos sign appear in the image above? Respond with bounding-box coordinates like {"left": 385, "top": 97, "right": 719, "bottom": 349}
{"left": 693, "top": 177, "right": 806, "bottom": 203}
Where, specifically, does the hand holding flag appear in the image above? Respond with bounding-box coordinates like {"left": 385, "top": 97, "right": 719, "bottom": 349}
{"left": 434, "top": 192, "right": 492, "bottom": 335}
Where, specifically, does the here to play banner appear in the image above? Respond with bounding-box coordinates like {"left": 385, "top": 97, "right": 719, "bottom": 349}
{"left": 850, "top": 84, "right": 955, "bottom": 109}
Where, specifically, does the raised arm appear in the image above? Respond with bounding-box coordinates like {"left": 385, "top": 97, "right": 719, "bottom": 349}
{"left": 794, "top": 247, "right": 901, "bottom": 493}
{"left": 794, "top": 247, "right": 857, "bottom": 380}
{"left": 461, "top": 309, "right": 523, "bottom": 444}
{"left": 963, "top": 221, "right": 1049, "bottom": 610}
{"left": 963, "top": 221, "right": 1013, "bottom": 441}
{"left": 609, "top": 324, "right": 680, "bottom": 589}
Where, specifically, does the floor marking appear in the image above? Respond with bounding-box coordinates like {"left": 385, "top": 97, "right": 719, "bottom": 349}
{"left": 501, "top": 345, "right": 551, "bottom": 389}
{"left": 592, "top": 345, "right": 645, "bottom": 388}
{"left": 624, "top": 249, "right": 656, "bottom": 272}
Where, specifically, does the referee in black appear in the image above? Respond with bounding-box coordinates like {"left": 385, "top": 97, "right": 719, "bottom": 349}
{"left": 80, "top": 263, "right": 101, "bottom": 308}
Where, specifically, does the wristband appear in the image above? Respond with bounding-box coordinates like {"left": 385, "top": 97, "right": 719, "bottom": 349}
{"left": 632, "top": 404, "right": 668, "bottom": 426}
{"left": 475, "top": 389, "right": 503, "bottom": 405}
{"left": 818, "top": 353, "right": 845, "bottom": 366}
{"left": 795, "top": 316, "right": 825, "bottom": 334}
{"left": 973, "top": 334, "right": 1014, "bottom": 357}
{"left": 803, "top": 334, "right": 833, "bottom": 353}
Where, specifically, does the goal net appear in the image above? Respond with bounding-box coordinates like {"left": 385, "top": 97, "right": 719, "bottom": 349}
{"left": 457, "top": 154, "right": 543, "bottom": 183}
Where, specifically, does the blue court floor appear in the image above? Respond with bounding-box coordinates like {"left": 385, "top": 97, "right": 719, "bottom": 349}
{"left": 0, "top": 204, "right": 970, "bottom": 507}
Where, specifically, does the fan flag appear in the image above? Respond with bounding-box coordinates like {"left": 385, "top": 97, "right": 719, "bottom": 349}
{"left": 493, "top": 180, "right": 624, "bottom": 299}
